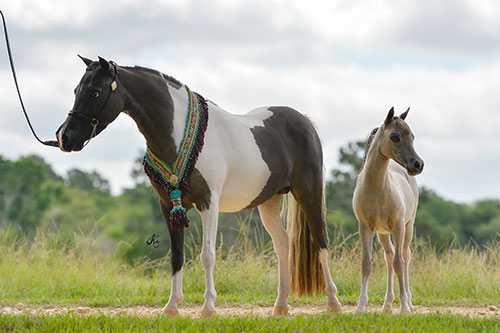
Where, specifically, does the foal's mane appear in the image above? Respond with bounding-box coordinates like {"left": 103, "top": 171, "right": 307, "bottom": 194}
{"left": 360, "top": 127, "right": 379, "bottom": 171}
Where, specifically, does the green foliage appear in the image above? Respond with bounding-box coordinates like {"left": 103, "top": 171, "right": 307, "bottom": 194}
{"left": 324, "top": 140, "right": 500, "bottom": 248}
{"left": 0, "top": 227, "right": 499, "bottom": 310}
{"left": 1, "top": 138, "right": 500, "bottom": 264}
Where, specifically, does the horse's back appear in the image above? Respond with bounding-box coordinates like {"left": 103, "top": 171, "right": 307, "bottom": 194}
{"left": 200, "top": 105, "right": 322, "bottom": 211}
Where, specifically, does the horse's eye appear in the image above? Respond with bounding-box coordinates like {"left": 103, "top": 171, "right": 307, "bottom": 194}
{"left": 390, "top": 134, "right": 400, "bottom": 142}
{"left": 87, "top": 89, "right": 101, "bottom": 99}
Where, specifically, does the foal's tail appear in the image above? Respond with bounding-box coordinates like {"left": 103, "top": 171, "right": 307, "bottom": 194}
{"left": 283, "top": 193, "right": 325, "bottom": 296}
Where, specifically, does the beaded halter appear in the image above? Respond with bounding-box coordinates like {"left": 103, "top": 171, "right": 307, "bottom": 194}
{"left": 143, "top": 86, "right": 208, "bottom": 230}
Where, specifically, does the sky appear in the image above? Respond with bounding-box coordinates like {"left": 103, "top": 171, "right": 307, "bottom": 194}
{"left": 1, "top": 0, "right": 500, "bottom": 203}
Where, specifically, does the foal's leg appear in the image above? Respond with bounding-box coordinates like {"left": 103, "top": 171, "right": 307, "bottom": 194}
{"left": 403, "top": 223, "right": 414, "bottom": 310}
{"left": 356, "top": 222, "right": 373, "bottom": 313}
{"left": 258, "top": 195, "right": 290, "bottom": 315}
{"left": 392, "top": 223, "right": 410, "bottom": 313}
{"left": 377, "top": 234, "right": 395, "bottom": 313}
{"left": 198, "top": 195, "right": 220, "bottom": 318}
{"left": 159, "top": 201, "right": 184, "bottom": 317}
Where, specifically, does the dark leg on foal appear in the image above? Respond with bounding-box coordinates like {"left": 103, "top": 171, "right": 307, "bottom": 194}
{"left": 356, "top": 222, "right": 373, "bottom": 313}
{"left": 159, "top": 201, "right": 185, "bottom": 316}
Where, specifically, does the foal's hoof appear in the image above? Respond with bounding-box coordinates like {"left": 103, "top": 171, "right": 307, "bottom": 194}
{"left": 382, "top": 307, "right": 393, "bottom": 314}
{"left": 272, "top": 306, "right": 289, "bottom": 316}
{"left": 355, "top": 306, "right": 366, "bottom": 314}
{"left": 200, "top": 310, "right": 217, "bottom": 318}
{"left": 162, "top": 309, "right": 179, "bottom": 318}
{"left": 328, "top": 303, "right": 342, "bottom": 313}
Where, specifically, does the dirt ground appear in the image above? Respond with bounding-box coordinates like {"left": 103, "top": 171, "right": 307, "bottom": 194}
{"left": 1, "top": 303, "right": 499, "bottom": 319}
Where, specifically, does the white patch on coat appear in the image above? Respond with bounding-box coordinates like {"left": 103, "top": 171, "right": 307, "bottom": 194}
{"left": 168, "top": 86, "right": 273, "bottom": 212}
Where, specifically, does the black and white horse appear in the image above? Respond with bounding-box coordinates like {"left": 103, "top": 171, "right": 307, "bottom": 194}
{"left": 56, "top": 56, "right": 342, "bottom": 317}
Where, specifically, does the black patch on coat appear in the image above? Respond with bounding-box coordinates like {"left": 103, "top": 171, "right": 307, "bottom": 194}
{"left": 160, "top": 201, "right": 184, "bottom": 274}
{"left": 248, "top": 106, "right": 327, "bottom": 248}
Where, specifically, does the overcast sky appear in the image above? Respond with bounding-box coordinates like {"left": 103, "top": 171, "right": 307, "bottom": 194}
{"left": 1, "top": 0, "right": 500, "bottom": 203}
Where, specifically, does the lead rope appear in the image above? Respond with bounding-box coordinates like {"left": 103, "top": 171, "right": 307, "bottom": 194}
{"left": 0, "top": 10, "right": 59, "bottom": 147}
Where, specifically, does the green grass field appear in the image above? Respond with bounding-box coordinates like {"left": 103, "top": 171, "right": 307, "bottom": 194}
{"left": 0, "top": 228, "right": 499, "bottom": 331}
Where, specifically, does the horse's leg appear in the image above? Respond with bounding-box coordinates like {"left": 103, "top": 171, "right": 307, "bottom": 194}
{"left": 257, "top": 194, "right": 289, "bottom": 315}
{"left": 377, "top": 233, "right": 395, "bottom": 313}
{"left": 292, "top": 184, "right": 342, "bottom": 312}
{"left": 392, "top": 223, "right": 410, "bottom": 313}
{"left": 356, "top": 222, "right": 373, "bottom": 313}
{"left": 403, "top": 222, "right": 414, "bottom": 310}
{"left": 198, "top": 195, "right": 220, "bottom": 318}
{"left": 159, "top": 201, "right": 184, "bottom": 317}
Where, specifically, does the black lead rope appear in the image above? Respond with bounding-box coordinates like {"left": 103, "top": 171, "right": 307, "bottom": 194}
{"left": 0, "top": 10, "right": 59, "bottom": 147}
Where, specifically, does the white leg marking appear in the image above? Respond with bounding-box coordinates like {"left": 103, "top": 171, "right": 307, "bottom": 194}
{"left": 162, "top": 270, "right": 183, "bottom": 315}
{"left": 199, "top": 197, "right": 219, "bottom": 316}
{"left": 319, "top": 249, "right": 342, "bottom": 312}
{"left": 258, "top": 196, "right": 289, "bottom": 314}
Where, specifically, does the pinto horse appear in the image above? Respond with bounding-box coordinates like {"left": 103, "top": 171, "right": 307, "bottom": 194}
{"left": 55, "top": 56, "right": 342, "bottom": 317}
{"left": 353, "top": 108, "right": 424, "bottom": 313}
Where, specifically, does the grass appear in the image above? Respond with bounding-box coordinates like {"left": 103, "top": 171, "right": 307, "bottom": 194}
{"left": 0, "top": 225, "right": 499, "bottom": 331}
{"left": 1, "top": 225, "right": 499, "bottom": 307}
{"left": 1, "top": 313, "right": 499, "bottom": 332}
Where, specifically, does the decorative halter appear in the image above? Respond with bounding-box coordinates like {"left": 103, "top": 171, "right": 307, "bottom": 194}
{"left": 143, "top": 86, "right": 209, "bottom": 230}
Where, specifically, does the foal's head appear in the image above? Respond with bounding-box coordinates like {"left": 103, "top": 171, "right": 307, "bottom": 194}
{"left": 56, "top": 56, "right": 124, "bottom": 152}
{"left": 378, "top": 107, "right": 424, "bottom": 176}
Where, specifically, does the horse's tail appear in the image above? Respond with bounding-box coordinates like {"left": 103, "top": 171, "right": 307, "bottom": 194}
{"left": 283, "top": 192, "right": 325, "bottom": 296}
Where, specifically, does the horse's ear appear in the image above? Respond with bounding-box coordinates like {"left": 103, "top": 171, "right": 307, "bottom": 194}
{"left": 78, "top": 55, "right": 93, "bottom": 67}
{"left": 400, "top": 107, "right": 410, "bottom": 120}
{"left": 98, "top": 56, "right": 110, "bottom": 72}
{"left": 385, "top": 107, "right": 395, "bottom": 125}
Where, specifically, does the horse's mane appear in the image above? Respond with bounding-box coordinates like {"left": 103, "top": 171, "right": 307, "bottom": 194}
{"left": 132, "top": 65, "right": 183, "bottom": 89}
{"left": 360, "top": 127, "right": 379, "bottom": 171}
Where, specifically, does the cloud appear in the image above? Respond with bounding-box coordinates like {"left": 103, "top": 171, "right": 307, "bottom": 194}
{"left": 1, "top": 0, "right": 500, "bottom": 202}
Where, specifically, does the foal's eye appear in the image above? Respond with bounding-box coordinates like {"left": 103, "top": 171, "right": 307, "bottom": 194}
{"left": 390, "top": 134, "right": 400, "bottom": 142}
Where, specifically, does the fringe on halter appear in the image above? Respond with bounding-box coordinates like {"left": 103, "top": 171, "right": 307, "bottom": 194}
{"left": 143, "top": 87, "right": 209, "bottom": 230}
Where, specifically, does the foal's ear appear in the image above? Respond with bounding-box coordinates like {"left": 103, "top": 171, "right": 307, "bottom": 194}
{"left": 400, "top": 107, "right": 410, "bottom": 120}
{"left": 78, "top": 55, "right": 93, "bottom": 67}
{"left": 385, "top": 107, "right": 395, "bottom": 125}
{"left": 98, "top": 56, "right": 110, "bottom": 72}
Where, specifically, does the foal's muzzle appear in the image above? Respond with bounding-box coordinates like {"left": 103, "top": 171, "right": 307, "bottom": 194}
{"left": 407, "top": 158, "right": 424, "bottom": 176}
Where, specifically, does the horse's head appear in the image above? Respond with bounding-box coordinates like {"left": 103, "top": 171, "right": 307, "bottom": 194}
{"left": 56, "top": 56, "right": 124, "bottom": 152}
{"left": 379, "top": 107, "right": 424, "bottom": 176}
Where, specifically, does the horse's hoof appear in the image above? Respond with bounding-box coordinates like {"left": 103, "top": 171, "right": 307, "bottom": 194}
{"left": 162, "top": 309, "right": 179, "bottom": 318}
{"left": 328, "top": 303, "right": 342, "bottom": 313}
{"left": 200, "top": 310, "right": 217, "bottom": 318}
{"left": 382, "top": 307, "right": 392, "bottom": 314}
{"left": 355, "top": 306, "right": 365, "bottom": 314}
{"left": 400, "top": 307, "right": 411, "bottom": 314}
{"left": 272, "top": 306, "right": 289, "bottom": 316}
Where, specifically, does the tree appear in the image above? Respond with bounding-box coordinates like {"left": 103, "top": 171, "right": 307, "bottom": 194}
{"left": 66, "top": 168, "right": 111, "bottom": 193}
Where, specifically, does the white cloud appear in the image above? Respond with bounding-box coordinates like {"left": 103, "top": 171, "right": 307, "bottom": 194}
{"left": 1, "top": 0, "right": 500, "bottom": 202}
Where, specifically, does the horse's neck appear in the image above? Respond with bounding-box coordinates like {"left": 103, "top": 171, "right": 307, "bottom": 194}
{"left": 361, "top": 141, "right": 390, "bottom": 189}
{"left": 121, "top": 68, "right": 188, "bottom": 164}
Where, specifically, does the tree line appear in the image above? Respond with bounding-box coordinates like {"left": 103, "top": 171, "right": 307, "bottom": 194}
{"left": 1, "top": 139, "right": 499, "bottom": 261}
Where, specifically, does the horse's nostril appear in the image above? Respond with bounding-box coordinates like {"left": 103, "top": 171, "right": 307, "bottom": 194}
{"left": 414, "top": 161, "right": 421, "bottom": 170}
